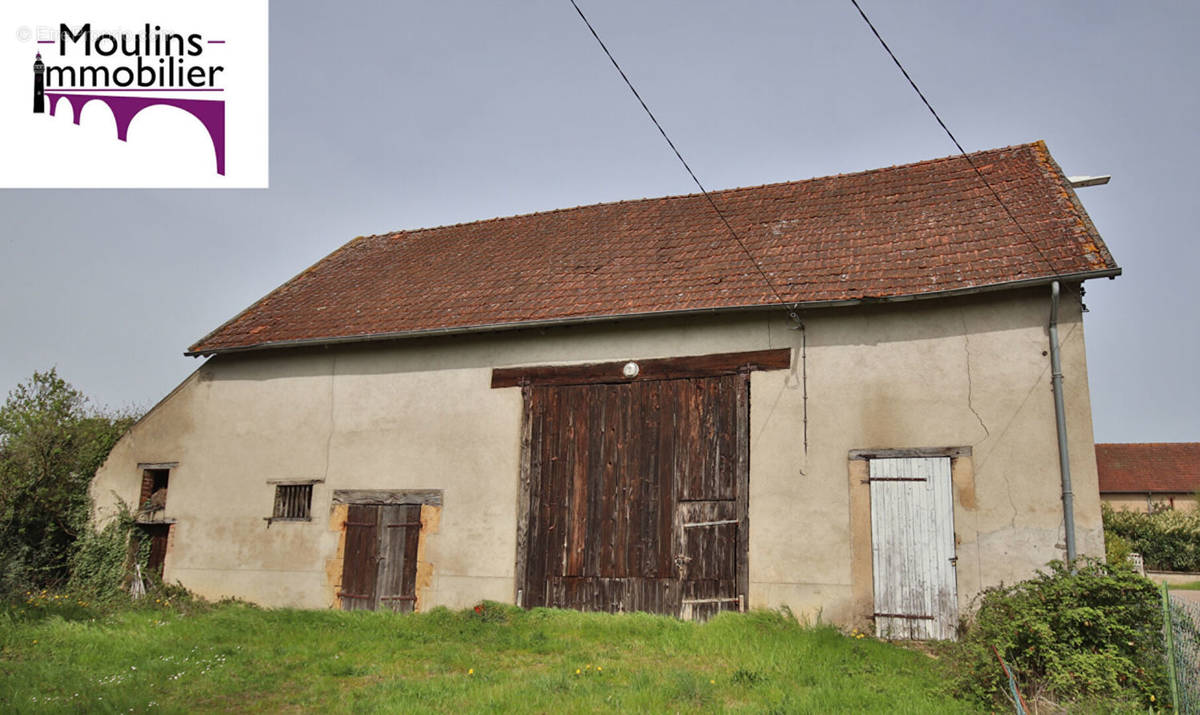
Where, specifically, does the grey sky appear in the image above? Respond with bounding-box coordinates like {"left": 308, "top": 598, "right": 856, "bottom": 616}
{"left": 1, "top": 0, "right": 1196, "bottom": 442}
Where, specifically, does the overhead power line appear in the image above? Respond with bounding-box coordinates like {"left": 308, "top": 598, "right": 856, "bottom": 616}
{"left": 848, "top": 0, "right": 1060, "bottom": 276}
{"left": 566, "top": 0, "right": 803, "bottom": 325}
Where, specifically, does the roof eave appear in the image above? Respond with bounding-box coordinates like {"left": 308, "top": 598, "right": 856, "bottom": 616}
{"left": 185, "top": 266, "right": 1121, "bottom": 357}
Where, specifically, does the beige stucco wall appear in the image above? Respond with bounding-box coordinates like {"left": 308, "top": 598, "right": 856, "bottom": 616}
{"left": 1102, "top": 494, "right": 1198, "bottom": 514}
{"left": 92, "top": 285, "right": 1104, "bottom": 625}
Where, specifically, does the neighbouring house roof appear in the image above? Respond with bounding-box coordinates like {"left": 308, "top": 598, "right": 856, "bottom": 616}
{"left": 1096, "top": 443, "right": 1200, "bottom": 494}
{"left": 188, "top": 141, "right": 1119, "bottom": 356}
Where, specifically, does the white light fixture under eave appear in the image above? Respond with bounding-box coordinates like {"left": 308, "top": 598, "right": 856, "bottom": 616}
{"left": 1067, "top": 175, "right": 1111, "bottom": 188}
{"left": 622, "top": 361, "right": 640, "bottom": 378}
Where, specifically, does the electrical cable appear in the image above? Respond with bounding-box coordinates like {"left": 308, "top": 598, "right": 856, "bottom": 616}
{"left": 567, "top": 0, "right": 804, "bottom": 326}
{"left": 848, "top": 0, "right": 1061, "bottom": 276}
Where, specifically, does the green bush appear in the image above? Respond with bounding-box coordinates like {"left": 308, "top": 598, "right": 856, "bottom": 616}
{"left": 1103, "top": 502, "right": 1200, "bottom": 572}
{"left": 0, "top": 369, "right": 138, "bottom": 597}
{"left": 67, "top": 502, "right": 140, "bottom": 601}
{"left": 1104, "top": 530, "right": 1133, "bottom": 567}
{"left": 949, "top": 559, "right": 1166, "bottom": 709}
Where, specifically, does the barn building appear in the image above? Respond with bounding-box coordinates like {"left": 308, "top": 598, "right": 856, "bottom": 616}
{"left": 91, "top": 141, "right": 1120, "bottom": 638}
{"left": 1097, "top": 443, "right": 1200, "bottom": 513}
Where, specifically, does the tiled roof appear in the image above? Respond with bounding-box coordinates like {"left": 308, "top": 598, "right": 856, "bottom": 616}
{"left": 1096, "top": 443, "right": 1200, "bottom": 494}
{"left": 189, "top": 141, "right": 1119, "bottom": 355}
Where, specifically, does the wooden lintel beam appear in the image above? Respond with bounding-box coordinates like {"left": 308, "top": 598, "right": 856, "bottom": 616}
{"left": 490, "top": 348, "right": 791, "bottom": 388}
{"left": 848, "top": 446, "right": 972, "bottom": 461}
{"left": 332, "top": 489, "right": 443, "bottom": 506}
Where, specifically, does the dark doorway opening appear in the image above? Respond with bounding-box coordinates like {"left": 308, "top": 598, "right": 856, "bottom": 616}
{"left": 139, "top": 468, "right": 170, "bottom": 519}
{"left": 135, "top": 523, "right": 171, "bottom": 580}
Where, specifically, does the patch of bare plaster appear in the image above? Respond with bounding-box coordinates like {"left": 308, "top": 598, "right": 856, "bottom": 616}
{"left": 325, "top": 503, "right": 348, "bottom": 609}
{"left": 415, "top": 504, "right": 441, "bottom": 612}
{"left": 952, "top": 457, "right": 977, "bottom": 511}
{"left": 846, "top": 458, "right": 874, "bottom": 631}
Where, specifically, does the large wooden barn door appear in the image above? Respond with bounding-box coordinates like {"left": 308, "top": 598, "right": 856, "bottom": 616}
{"left": 869, "top": 457, "right": 958, "bottom": 639}
{"left": 521, "top": 373, "right": 748, "bottom": 620}
{"left": 339, "top": 504, "right": 421, "bottom": 612}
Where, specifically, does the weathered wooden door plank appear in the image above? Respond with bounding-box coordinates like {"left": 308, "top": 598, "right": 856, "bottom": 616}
{"left": 869, "top": 457, "right": 957, "bottom": 639}
{"left": 375, "top": 504, "right": 421, "bottom": 613}
{"left": 525, "top": 386, "right": 550, "bottom": 607}
{"left": 521, "top": 371, "right": 748, "bottom": 619}
{"left": 340, "top": 504, "right": 380, "bottom": 611}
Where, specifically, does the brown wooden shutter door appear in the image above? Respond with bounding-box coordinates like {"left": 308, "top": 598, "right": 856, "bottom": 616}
{"left": 377, "top": 504, "right": 421, "bottom": 613}
{"left": 340, "top": 504, "right": 380, "bottom": 611}
{"left": 340, "top": 503, "right": 422, "bottom": 612}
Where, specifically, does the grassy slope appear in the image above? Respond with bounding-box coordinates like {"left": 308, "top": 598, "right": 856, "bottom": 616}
{"left": 0, "top": 602, "right": 980, "bottom": 714}
{"left": 1167, "top": 580, "right": 1200, "bottom": 590}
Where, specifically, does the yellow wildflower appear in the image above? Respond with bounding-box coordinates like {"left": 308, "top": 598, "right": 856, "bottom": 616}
{"left": 468, "top": 668, "right": 474, "bottom": 675}
{"left": 575, "top": 669, "right": 581, "bottom": 675}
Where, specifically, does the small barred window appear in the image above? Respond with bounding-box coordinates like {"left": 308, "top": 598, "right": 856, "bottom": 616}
{"left": 273, "top": 484, "right": 313, "bottom": 520}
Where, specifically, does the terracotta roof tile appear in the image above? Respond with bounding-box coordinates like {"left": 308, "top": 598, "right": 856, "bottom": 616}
{"left": 189, "top": 141, "right": 1119, "bottom": 355}
{"left": 1096, "top": 443, "right": 1200, "bottom": 493}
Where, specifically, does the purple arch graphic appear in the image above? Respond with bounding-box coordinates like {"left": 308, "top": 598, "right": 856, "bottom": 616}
{"left": 44, "top": 93, "right": 225, "bottom": 175}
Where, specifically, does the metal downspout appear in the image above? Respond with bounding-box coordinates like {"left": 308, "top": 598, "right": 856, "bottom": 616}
{"left": 1049, "top": 281, "right": 1077, "bottom": 562}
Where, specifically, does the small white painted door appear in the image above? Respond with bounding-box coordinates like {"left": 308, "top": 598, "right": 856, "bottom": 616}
{"left": 869, "top": 457, "right": 958, "bottom": 640}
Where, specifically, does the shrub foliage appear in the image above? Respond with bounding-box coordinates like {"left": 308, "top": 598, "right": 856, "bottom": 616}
{"left": 0, "top": 369, "right": 137, "bottom": 597}
{"left": 1103, "top": 502, "right": 1200, "bottom": 572}
{"left": 67, "top": 501, "right": 144, "bottom": 600}
{"left": 950, "top": 559, "right": 1166, "bottom": 708}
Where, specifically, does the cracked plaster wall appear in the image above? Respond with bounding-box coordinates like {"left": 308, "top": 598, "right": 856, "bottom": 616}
{"left": 91, "top": 286, "right": 1103, "bottom": 624}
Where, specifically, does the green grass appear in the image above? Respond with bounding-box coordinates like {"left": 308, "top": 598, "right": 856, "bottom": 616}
{"left": 1167, "top": 580, "right": 1200, "bottom": 590}
{"left": 0, "top": 599, "right": 981, "bottom": 713}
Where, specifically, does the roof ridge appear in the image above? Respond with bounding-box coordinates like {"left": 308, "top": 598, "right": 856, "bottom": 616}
{"left": 360, "top": 142, "right": 1045, "bottom": 241}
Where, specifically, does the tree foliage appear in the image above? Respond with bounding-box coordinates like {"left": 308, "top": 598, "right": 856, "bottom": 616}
{"left": 1103, "top": 502, "right": 1200, "bottom": 572}
{"left": 0, "top": 369, "right": 137, "bottom": 596}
